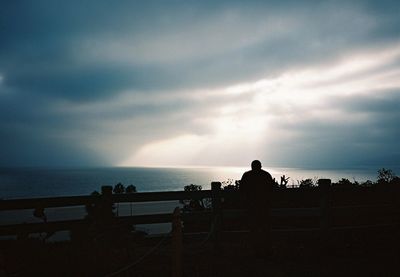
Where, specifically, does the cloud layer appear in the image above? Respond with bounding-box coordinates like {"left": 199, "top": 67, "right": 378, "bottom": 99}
{"left": 0, "top": 0, "right": 399, "bottom": 168}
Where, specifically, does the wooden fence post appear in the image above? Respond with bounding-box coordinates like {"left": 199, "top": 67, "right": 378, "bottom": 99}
{"left": 319, "top": 179, "right": 331, "bottom": 253}
{"left": 101, "top": 185, "right": 114, "bottom": 223}
{"left": 172, "top": 207, "right": 182, "bottom": 277}
{"left": 211, "top": 182, "right": 222, "bottom": 252}
{"left": 392, "top": 184, "right": 400, "bottom": 251}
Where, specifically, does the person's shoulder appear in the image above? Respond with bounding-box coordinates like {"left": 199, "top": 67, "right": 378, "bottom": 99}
{"left": 241, "top": 170, "right": 252, "bottom": 178}
{"left": 261, "top": 170, "right": 273, "bottom": 179}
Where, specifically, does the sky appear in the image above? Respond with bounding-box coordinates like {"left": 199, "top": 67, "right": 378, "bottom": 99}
{"left": 0, "top": 0, "right": 399, "bottom": 169}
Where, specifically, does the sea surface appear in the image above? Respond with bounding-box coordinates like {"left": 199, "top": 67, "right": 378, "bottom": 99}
{"left": 0, "top": 166, "right": 393, "bottom": 236}
{"left": 0, "top": 166, "right": 386, "bottom": 199}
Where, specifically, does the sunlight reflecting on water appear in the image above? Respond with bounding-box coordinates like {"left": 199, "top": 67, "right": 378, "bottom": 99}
{"left": 0, "top": 166, "right": 387, "bottom": 199}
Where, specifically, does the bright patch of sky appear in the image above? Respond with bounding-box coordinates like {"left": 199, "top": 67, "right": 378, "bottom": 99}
{"left": 121, "top": 43, "right": 400, "bottom": 167}
{"left": 0, "top": 1, "right": 399, "bottom": 169}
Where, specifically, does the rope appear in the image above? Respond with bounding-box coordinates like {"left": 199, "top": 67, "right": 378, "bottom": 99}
{"left": 103, "top": 217, "right": 398, "bottom": 276}
{"left": 183, "top": 215, "right": 217, "bottom": 256}
{"left": 185, "top": 230, "right": 213, "bottom": 255}
{"left": 104, "top": 233, "right": 169, "bottom": 277}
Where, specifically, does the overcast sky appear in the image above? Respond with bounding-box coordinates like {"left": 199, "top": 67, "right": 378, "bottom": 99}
{"left": 1, "top": 0, "right": 399, "bottom": 169}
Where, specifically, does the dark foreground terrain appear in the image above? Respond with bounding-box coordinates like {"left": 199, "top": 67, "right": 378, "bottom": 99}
{"left": 1, "top": 225, "right": 399, "bottom": 277}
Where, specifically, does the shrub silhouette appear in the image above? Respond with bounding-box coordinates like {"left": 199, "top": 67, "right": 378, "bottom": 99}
{"left": 377, "top": 168, "right": 396, "bottom": 184}
{"left": 181, "top": 184, "right": 205, "bottom": 211}
{"left": 298, "top": 179, "right": 314, "bottom": 188}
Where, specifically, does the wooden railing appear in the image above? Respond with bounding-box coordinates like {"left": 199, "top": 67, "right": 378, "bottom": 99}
{"left": 2, "top": 179, "right": 399, "bottom": 277}
{"left": 1, "top": 179, "right": 399, "bottom": 237}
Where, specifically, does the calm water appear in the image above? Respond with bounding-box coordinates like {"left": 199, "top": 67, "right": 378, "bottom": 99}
{"left": 0, "top": 166, "right": 384, "bottom": 199}
{"left": 0, "top": 166, "right": 392, "bottom": 236}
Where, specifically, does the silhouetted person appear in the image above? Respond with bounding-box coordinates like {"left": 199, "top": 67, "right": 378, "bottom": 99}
{"left": 240, "top": 160, "right": 274, "bottom": 258}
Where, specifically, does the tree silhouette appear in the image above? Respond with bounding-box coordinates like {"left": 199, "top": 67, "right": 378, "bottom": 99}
{"left": 125, "top": 184, "right": 137, "bottom": 216}
{"left": 113, "top": 183, "right": 125, "bottom": 216}
{"left": 181, "top": 184, "right": 205, "bottom": 211}
{"left": 113, "top": 183, "right": 125, "bottom": 194}
{"left": 126, "top": 184, "right": 136, "bottom": 193}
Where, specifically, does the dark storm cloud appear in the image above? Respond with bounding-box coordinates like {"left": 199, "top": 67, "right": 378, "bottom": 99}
{"left": 263, "top": 88, "right": 400, "bottom": 169}
{"left": 2, "top": 0, "right": 399, "bottom": 100}
{"left": 333, "top": 89, "right": 400, "bottom": 114}
{"left": 0, "top": 0, "right": 399, "bottom": 166}
{"left": 0, "top": 128, "right": 104, "bottom": 167}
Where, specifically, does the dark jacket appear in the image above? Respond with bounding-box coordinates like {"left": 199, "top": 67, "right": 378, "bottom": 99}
{"left": 240, "top": 169, "right": 273, "bottom": 212}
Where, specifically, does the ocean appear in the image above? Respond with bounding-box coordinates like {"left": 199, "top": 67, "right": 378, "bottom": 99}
{"left": 0, "top": 166, "right": 385, "bottom": 199}
{"left": 0, "top": 166, "right": 393, "bottom": 236}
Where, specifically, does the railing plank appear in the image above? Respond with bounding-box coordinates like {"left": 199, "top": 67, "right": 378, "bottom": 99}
{"left": 0, "top": 190, "right": 212, "bottom": 211}
{"left": 2, "top": 186, "right": 398, "bottom": 211}
{"left": 331, "top": 204, "right": 399, "bottom": 217}
{"left": 222, "top": 208, "right": 321, "bottom": 218}
{"left": 0, "top": 195, "right": 95, "bottom": 211}
{"left": 0, "top": 212, "right": 214, "bottom": 236}
{"left": 1, "top": 204, "right": 398, "bottom": 236}
{"left": 1, "top": 185, "right": 399, "bottom": 238}
{"left": 0, "top": 214, "right": 172, "bottom": 236}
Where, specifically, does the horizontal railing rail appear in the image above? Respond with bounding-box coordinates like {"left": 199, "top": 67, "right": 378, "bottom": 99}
{"left": 1, "top": 207, "right": 398, "bottom": 237}
{"left": 1, "top": 180, "right": 399, "bottom": 237}
{"left": 0, "top": 190, "right": 213, "bottom": 211}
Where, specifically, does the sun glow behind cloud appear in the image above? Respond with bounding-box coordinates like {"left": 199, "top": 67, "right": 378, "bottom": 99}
{"left": 119, "top": 44, "right": 400, "bottom": 167}
{"left": 1, "top": 1, "right": 400, "bottom": 168}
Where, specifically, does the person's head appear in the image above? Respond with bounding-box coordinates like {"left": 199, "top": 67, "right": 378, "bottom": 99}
{"left": 251, "top": 160, "right": 262, "bottom": 171}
